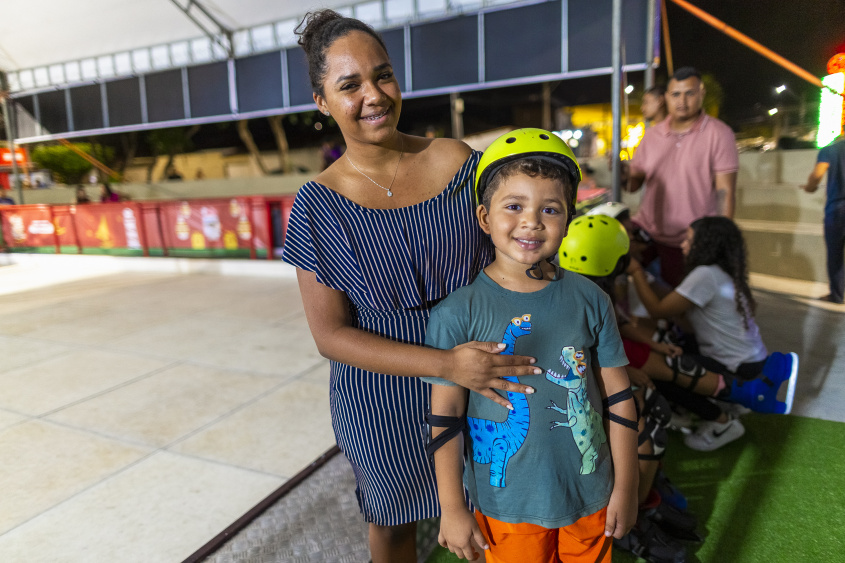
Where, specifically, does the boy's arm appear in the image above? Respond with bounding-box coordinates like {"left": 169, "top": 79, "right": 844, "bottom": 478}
{"left": 430, "top": 384, "right": 488, "bottom": 561}
{"left": 596, "top": 365, "right": 639, "bottom": 539}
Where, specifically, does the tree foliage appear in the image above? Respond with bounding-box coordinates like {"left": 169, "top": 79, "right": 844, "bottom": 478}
{"left": 145, "top": 126, "right": 199, "bottom": 182}
{"left": 30, "top": 143, "right": 101, "bottom": 184}
{"left": 702, "top": 73, "right": 724, "bottom": 118}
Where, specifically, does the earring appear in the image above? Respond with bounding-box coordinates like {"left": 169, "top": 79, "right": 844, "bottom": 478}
{"left": 323, "top": 110, "right": 330, "bottom": 116}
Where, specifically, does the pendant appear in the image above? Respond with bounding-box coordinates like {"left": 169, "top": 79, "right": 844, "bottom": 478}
{"left": 387, "top": 190, "right": 393, "bottom": 197}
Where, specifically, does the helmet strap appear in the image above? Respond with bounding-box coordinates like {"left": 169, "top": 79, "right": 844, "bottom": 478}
{"left": 525, "top": 258, "right": 562, "bottom": 281}
{"left": 525, "top": 262, "right": 544, "bottom": 280}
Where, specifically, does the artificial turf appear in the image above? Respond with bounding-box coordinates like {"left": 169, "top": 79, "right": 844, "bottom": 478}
{"left": 425, "top": 413, "right": 845, "bottom": 562}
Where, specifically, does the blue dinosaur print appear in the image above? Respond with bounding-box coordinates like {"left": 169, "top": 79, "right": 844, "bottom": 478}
{"left": 466, "top": 314, "right": 532, "bottom": 488}
{"left": 545, "top": 346, "right": 606, "bottom": 475}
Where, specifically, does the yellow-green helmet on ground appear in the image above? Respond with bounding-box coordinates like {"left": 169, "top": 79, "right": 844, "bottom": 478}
{"left": 475, "top": 128, "right": 582, "bottom": 214}
{"left": 559, "top": 214, "right": 630, "bottom": 277}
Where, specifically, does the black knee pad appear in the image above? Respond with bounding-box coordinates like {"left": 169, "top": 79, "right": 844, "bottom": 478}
{"left": 638, "top": 417, "right": 668, "bottom": 461}
{"left": 642, "top": 388, "right": 672, "bottom": 428}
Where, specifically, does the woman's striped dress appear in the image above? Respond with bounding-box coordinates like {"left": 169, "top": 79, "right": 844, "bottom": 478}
{"left": 282, "top": 151, "right": 493, "bottom": 525}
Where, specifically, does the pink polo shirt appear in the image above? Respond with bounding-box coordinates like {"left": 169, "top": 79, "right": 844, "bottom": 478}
{"left": 631, "top": 113, "right": 738, "bottom": 246}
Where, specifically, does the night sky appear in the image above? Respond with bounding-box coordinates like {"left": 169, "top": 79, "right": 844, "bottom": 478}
{"left": 659, "top": 0, "right": 845, "bottom": 127}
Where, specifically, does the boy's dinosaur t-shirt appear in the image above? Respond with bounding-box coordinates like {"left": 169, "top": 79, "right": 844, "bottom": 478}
{"left": 425, "top": 270, "right": 628, "bottom": 529}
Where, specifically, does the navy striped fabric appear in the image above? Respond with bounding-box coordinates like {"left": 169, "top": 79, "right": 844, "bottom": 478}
{"left": 282, "top": 151, "right": 493, "bottom": 525}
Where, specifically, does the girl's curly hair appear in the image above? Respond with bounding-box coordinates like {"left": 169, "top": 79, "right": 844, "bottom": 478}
{"left": 685, "top": 216, "right": 755, "bottom": 329}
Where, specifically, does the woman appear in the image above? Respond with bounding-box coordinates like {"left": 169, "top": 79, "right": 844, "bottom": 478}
{"left": 75, "top": 185, "right": 90, "bottom": 204}
{"left": 100, "top": 183, "right": 121, "bottom": 203}
{"left": 283, "top": 10, "right": 538, "bottom": 561}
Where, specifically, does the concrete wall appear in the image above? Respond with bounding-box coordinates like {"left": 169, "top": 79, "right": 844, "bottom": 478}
{"left": 587, "top": 149, "right": 827, "bottom": 284}
{"left": 14, "top": 174, "right": 313, "bottom": 205}
{"left": 9, "top": 145, "right": 323, "bottom": 205}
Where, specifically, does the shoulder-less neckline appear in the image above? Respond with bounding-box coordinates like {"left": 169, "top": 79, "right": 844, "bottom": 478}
{"left": 306, "top": 152, "right": 477, "bottom": 212}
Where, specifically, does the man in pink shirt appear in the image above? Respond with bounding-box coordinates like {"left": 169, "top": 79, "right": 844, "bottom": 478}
{"left": 626, "top": 67, "right": 739, "bottom": 286}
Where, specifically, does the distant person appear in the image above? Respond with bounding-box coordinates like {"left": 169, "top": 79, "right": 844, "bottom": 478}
{"left": 802, "top": 134, "right": 845, "bottom": 304}
{"left": 641, "top": 85, "right": 667, "bottom": 125}
{"left": 100, "top": 183, "right": 122, "bottom": 203}
{"left": 165, "top": 166, "right": 184, "bottom": 181}
{"left": 75, "top": 185, "right": 90, "bottom": 204}
{"left": 319, "top": 140, "right": 343, "bottom": 170}
{"left": 625, "top": 67, "right": 739, "bottom": 287}
{"left": 195, "top": 168, "right": 206, "bottom": 180}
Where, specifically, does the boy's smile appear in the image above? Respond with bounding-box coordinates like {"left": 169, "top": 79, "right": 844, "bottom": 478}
{"left": 477, "top": 174, "right": 570, "bottom": 281}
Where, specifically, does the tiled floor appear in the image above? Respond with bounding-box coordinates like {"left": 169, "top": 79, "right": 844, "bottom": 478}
{"left": 0, "top": 255, "right": 334, "bottom": 562}
{"left": 0, "top": 255, "right": 842, "bottom": 563}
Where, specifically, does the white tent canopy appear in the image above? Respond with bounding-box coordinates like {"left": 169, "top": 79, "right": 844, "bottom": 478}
{"left": 1, "top": 0, "right": 357, "bottom": 71}
{"left": 1, "top": 0, "right": 521, "bottom": 91}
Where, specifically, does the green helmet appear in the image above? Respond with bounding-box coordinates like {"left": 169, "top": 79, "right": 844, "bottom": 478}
{"left": 559, "top": 214, "right": 630, "bottom": 277}
{"left": 475, "top": 128, "right": 582, "bottom": 214}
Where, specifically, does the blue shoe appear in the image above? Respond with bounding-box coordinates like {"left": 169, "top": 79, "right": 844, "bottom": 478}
{"left": 762, "top": 352, "right": 799, "bottom": 415}
{"left": 654, "top": 469, "right": 688, "bottom": 511}
{"left": 726, "top": 352, "right": 799, "bottom": 415}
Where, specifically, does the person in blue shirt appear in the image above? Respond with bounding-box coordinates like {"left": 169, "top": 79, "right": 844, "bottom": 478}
{"left": 802, "top": 134, "right": 845, "bottom": 304}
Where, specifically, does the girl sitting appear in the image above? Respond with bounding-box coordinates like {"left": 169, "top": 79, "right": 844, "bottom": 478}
{"left": 626, "top": 216, "right": 798, "bottom": 450}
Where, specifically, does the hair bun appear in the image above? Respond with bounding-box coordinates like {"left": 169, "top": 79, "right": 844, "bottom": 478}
{"left": 296, "top": 10, "right": 343, "bottom": 57}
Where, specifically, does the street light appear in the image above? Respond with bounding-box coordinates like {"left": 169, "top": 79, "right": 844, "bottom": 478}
{"left": 768, "top": 108, "right": 779, "bottom": 116}
{"left": 625, "top": 85, "right": 634, "bottom": 94}
{"left": 773, "top": 83, "right": 806, "bottom": 135}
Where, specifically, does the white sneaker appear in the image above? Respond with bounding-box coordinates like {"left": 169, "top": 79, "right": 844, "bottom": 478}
{"left": 669, "top": 411, "right": 694, "bottom": 434}
{"left": 713, "top": 399, "right": 752, "bottom": 418}
{"left": 684, "top": 417, "right": 745, "bottom": 451}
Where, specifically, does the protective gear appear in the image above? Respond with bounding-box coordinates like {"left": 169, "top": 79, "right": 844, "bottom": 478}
{"left": 615, "top": 515, "right": 688, "bottom": 563}
{"left": 558, "top": 214, "right": 630, "bottom": 277}
{"left": 424, "top": 412, "right": 467, "bottom": 461}
{"left": 640, "top": 497, "right": 702, "bottom": 543}
{"left": 586, "top": 201, "right": 630, "bottom": 220}
{"left": 475, "top": 128, "right": 582, "bottom": 216}
{"left": 638, "top": 388, "right": 672, "bottom": 461}
{"left": 602, "top": 387, "right": 638, "bottom": 431}
{"left": 654, "top": 469, "right": 688, "bottom": 512}
{"left": 666, "top": 355, "right": 707, "bottom": 392}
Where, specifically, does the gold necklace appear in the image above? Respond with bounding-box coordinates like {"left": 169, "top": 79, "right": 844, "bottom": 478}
{"left": 346, "top": 136, "right": 404, "bottom": 197}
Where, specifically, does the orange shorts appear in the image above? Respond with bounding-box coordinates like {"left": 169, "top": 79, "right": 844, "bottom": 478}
{"left": 474, "top": 507, "right": 612, "bottom": 563}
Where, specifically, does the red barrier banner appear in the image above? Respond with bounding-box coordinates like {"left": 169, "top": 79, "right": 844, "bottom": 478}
{"left": 140, "top": 204, "right": 164, "bottom": 250}
{"left": 279, "top": 196, "right": 295, "bottom": 242}
{"left": 0, "top": 206, "right": 55, "bottom": 247}
{"left": 52, "top": 206, "right": 79, "bottom": 248}
{"left": 249, "top": 198, "right": 269, "bottom": 253}
{"left": 74, "top": 203, "right": 144, "bottom": 250}
{"left": 160, "top": 199, "right": 254, "bottom": 250}
{"left": 0, "top": 195, "right": 296, "bottom": 258}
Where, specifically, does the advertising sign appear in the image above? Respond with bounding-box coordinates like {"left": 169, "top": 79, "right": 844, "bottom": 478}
{"left": 160, "top": 198, "right": 253, "bottom": 250}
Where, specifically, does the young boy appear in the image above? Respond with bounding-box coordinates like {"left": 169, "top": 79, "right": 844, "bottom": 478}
{"left": 424, "top": 129, "right": 639, "bottom": 562}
